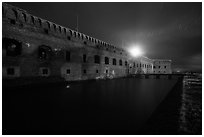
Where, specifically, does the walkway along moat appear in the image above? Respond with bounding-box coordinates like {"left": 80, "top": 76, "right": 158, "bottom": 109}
{"left": 3, "top": 75, "right": 184, "bottom": 135}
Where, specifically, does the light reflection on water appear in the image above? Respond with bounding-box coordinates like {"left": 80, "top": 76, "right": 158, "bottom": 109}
{"left": 50, "top": 78, "right": 177, "bottom": 132}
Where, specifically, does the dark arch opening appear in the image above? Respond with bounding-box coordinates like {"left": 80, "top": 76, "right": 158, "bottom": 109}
{"left": 119, "top": 59, "right": 123, "bottom": 66}
{"left": 38, "top": 18, "right": 42, "bottom": 26}
{"left": 94, "top": 55, "right": 100, "bottom": 64}
{"left": 113, "top": 58, "right": 117, "bottom": 65}
{"left": 69, "top": 30, "right": 72, "bottom": 36}
{"left": 53, "top": 24, "right": 57, "bottom": 31}
{"left": 59, "top": 26, "right": 61, "bottom": 33}
{"left": 64, "top": 28, "right": 66, "bottom": 34}
{"left": 105, "top": 57, "right": 109, "bottom": 64}
{"left": 125, "top": 61, "right": 128, "bottom": 66}
{"left": 78, "top": 33, "right": 80, "bottom": 38}
{"left": 31, "top": 16, "right": 35, "bottom": 24}
{"left": 3, "top": 38, "right": 22, "bottom": 56}
{"left": 47, "top": 21, "right": 50, "bottom": 29}
{"left": 38, "top": 45, "right": 52, "bottom": 60}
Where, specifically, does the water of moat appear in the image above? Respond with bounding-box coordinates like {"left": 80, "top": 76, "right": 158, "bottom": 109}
{"left": 3, "top": 77, "right": 183, "bottom": 135}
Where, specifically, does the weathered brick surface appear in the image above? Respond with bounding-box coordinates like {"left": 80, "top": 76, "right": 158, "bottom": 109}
{"left": 2, "top": 3, "right": 172, "bottom": 82}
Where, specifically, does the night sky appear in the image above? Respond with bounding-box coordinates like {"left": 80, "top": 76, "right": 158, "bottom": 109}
{"left": 9, "top": 2, "right": 202, "bottom": 72}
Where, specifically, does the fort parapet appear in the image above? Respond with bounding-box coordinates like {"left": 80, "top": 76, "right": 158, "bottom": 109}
{"left": 2, "top": 3, "right": 172, "bottom": 82}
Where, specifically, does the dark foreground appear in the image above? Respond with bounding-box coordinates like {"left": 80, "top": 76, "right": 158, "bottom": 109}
{"left": 3, "top": 77, "right": 187, "bottom": 135}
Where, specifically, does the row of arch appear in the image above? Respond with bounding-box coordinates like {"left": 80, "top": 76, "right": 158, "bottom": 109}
{"left": 3, "top": 37, "right": 155, "bottom": 73}
{"left": 94, "top": 55, "right": 128, "bottom": 67}
{"left": 2, "top": 37, "right": 153, "bottom": 70}
{"left": 3, "top": 3, "right": 124, "bottom": 53}
{"left": 2, "top": 37, "right": 127, "bottom": 65}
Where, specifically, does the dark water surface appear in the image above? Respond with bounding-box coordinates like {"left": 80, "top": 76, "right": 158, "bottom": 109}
{"left": 3, "top": 78, "right": 179, "bottom": 135}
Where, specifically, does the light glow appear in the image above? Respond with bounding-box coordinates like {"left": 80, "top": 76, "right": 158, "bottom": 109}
{"left": 129, "top": 46, "right": 143, "bottom": 57}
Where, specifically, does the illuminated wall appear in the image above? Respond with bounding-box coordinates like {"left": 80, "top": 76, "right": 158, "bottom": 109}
{"left": 153, "top": 60, "right": 172, "bottom": 74}
{"left": 2, "top": 3, "right": 172, "bottom": 82}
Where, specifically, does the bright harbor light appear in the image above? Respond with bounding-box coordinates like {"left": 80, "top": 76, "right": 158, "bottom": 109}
{"left": 129, "top": 46, "right": 143, "bottom": 57}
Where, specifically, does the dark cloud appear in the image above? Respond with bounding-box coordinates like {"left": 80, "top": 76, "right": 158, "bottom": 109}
{"left": 9, "top": 2, "right": 202, "bottom": 72}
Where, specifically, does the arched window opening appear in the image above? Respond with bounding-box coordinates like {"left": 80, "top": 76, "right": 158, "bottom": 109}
{"left": 83, "top": 54, "right": 87, "bottom": 63}
{"left": 125, "top": 61, "right": 128, "bottom": 66}
{"left": 44, "top": 28, "right": 48, "bottom": 34}
{"left": 74, "top": 32, "right": 77, "bottom": 37}
{"left": 69, "top": 30, "right": 72, "bottom": 36}
{"left": 67, "top": 36, "right": 71, "bottom": 40}
{"left": 47, "top": 21, "right": 50, "bottom": 29}
{"left": 3, "top": 38, "right": 22, "bottom": 56}
{"left": 38, "top": 18, "right": 42, "bottom": 26}
{"left": 112, "top": 58, "right": 116, "bottom": 65}
{"left": 94, "top": 55, "right": 100, "bottom": 64}
{"left": 53, "top": 24, "right": 57, "bottom": 31}
{"left": 31, "top": 16, "right": 35, "bottom": 24}
{"left": 119, "top": 59, "right": 122, "bottom": 66}
{"left": 39, "top": 67, "right": 50, "bottom": 76}
{"left": 38, "top": 45, "right": 52, "bottom": 60}
{"left": 66, "top": 69, "right": 70, "bottom": 74}
{"left": 83, "top": 69, "right": 87, "bottom": 74}
{"left": 59, "top": 26, "right": 61, "bottom": 33}
{"left": 66, "top": 51, "right": 70, "bottom": 62}
{"left": 105, "top": 57, "right": 109, "bottom": 64}
{"left": 64, "top": 28, "right": 66, "bottom": 35}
